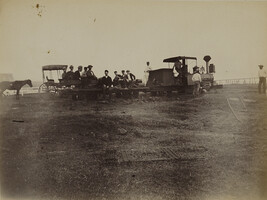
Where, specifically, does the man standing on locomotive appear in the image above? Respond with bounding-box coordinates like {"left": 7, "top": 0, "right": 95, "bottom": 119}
{"left": 143, "top": 61, "right": 152, "bottom": 85}
{"left": 172, "top": 61, "right": 182, "bottom": 85}
{"left": 192, "top": 66, "right": 202, "bottom": 97}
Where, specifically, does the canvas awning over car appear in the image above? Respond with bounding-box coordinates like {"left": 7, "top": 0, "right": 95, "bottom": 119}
{"left": 42, "top": 65, "right": 68, "bottom": 71}
{"left": 163, "top": 56, "right": 197, "bottom": 63}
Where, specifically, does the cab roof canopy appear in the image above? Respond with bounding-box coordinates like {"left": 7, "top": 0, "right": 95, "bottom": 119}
{"left": 42, "top": 65, "right": 68, "bottom": 71}
{"left": 163, "top": 56, "right": 197, "bottom": 63}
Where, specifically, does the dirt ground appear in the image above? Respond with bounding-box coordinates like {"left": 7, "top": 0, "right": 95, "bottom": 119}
{"left": 0, "top": 85, "right": 267, "bottom": 200}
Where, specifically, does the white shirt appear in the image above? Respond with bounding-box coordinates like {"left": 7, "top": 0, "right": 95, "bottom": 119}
{"left": 173, "top": 67, "right": 179, "bottom": 77}
{"left": 192, "top": 73, "right": 202, "bottom": 82}
{"left": 81, "top": 71, "right": 87, "bottom": 77}
{"left": 143, "top": 66, "right": 152, "bottom": 84}
{"left": 144, "top": 66, "right": 152, "bottom": 73}
{"left": 258, "top": 69, "right": 267, "bottom": 78}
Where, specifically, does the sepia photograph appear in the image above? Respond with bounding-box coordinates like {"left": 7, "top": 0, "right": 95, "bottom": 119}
{"left": 0, "top": 0, "right": 267, "bottom": 199}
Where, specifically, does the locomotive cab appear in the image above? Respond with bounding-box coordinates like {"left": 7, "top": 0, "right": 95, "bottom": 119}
{"left": 147, "top": 56, "right": 215, "bottom": 91}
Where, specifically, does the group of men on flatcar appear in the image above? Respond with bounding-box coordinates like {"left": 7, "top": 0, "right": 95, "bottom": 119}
{"left": 61, "top": 65, "right": 137, "bottom": 89}
{"left": 62, "top": 65, "right": 97, "bottom": 81}
{"left": 113, "top": 70, "right": 136, "bottom": 88}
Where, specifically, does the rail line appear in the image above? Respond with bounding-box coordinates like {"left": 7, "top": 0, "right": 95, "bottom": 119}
{"left": 226, "top": 96, "right": 248, "bottom": 123}
{"left": 216, "top": 77, "right": 258, "bottom": 85}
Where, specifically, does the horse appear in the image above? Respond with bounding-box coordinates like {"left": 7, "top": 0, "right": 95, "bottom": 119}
{"left": 0, "top": 79, "right": 33, "bottom": 99}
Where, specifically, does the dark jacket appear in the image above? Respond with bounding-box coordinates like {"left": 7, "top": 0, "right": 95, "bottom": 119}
{"left": 62, "top": 72, "right": 67, "bottom": 80}
{"left": 86, "top": 70, "right": 95, "bottom": 77}
{"left": 102, "top": 76, "right": 112, "bottom": 87}
{"left": 65, "top": 71, "right": 74, "bottom": 80}
{"left": 73, "top": 70, "right": 81, "bottom": 80}
{"left": 113, "top": 74, "right": 122, "bottom": 86}
{"left": 127, "top": 73, "right": 136, "bottom": 81}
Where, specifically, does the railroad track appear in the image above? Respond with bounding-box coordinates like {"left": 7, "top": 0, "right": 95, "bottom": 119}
{"left": 118, "top": 147, "right": 207, "bottom": 163}
{"left": 226, "top": 97, "right": 248, "bottom": 123}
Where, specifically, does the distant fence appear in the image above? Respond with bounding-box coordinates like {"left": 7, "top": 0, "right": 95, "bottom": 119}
{"left": 215, "top": 77, "right": 259, "bottom": 85}
{"left": 3, "top": 87, "right": 39, "bottom": 96}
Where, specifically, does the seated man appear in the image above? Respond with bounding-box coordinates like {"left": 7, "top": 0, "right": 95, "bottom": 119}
{"left": 81, "top": 67, "right": 88, "bottom": 87}
{"left": 81, "top": 67, "right": 88, "bottom": 78}
{"left": 113, "top": 71, "right": 123, "bottom": 87}
{"left": 65, "top": 65, "right": 75, "bottom": 80}
{"left": 126, "top": 70, "right": 136, "bottom": 81}
{"left": 102, "top": 70, "right": 112, "bottom": 99}
{"left": 126, "top": 70, "right": 136, "bottom": 87}
{"left": 120, "top": 70, "right": 127, "bottom": 88}
{"left": 74, "top": 66, "right": 82, "bottom": 80}
{"left": 61, "top": 66, "right": 67, "bottom": 80}
{"left": 86, "top": 65, "right": 97, "bottom": 80}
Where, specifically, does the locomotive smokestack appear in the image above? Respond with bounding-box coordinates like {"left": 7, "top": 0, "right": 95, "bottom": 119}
{"left": 203, "top": 55, "right": 211, "bottom": 74}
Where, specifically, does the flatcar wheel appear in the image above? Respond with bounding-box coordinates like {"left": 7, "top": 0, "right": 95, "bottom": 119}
{"left": 133, "top": 91, "right": 139, "bottom": 98}
{"left": 86, "top": 92, "right": 98, "bottom": 100}
{"left": 39, "top": 84, "right": 58, "bottom": 98}
{"left": 159, "top": 91, "right": 164, "bottom": 96}
{"left": 167, "top": 91, "right": 172, "bottom": 97}
{"left": 115, "top": 92, "right": 122, "bottom": 98}
{"left": 151, "top": 91, "right": 157, "bottom": 96}
{"left": 48, "top": 86, "right": 58, "bottom": 96}
{"left": 92, "top": 92, "right": 98, "bottom": 100}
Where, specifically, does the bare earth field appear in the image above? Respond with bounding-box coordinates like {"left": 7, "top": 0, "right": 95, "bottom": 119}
{"left": 0, "top": 85, "right": 267, "bottom": 200}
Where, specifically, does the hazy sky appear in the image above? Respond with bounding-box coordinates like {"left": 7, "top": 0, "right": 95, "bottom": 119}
{"left": 0, "top": 0, "right": 267, "bottom": 81}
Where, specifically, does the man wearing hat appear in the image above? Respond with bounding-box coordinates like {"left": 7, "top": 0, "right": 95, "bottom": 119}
{"left": 74, "top": 66, "right": 83, "bottom": 80}
{"left": 65, "top": 65, "right": 74, "bottom": 80}
{"left": 121, "top": 70, "right": 127, "bottom": 88}
{"left": 143, "top": 61, "right": 152, "bottom": 85}
{"left": 126, "top": 70, "right": 136, "bottom": 81}
{"left": 125, "top": 70, "right": 136, "bottom": 87}
{"left": 86, "top": 65, "right": 97, "bottom": 80}
{"left": 61, "top": 66, "right": 67, "bottom": 80}
{"left": 113, "top": 71, "right": 123, "bottom": 87}
{"left": 101, "top": 70, "right": 112, "bottom": 99}
{"left": 258, "top": 65, "right": 267, "bottom": 94}
{"left": 192, "top": 66, "right": 202, "bottom": 97}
